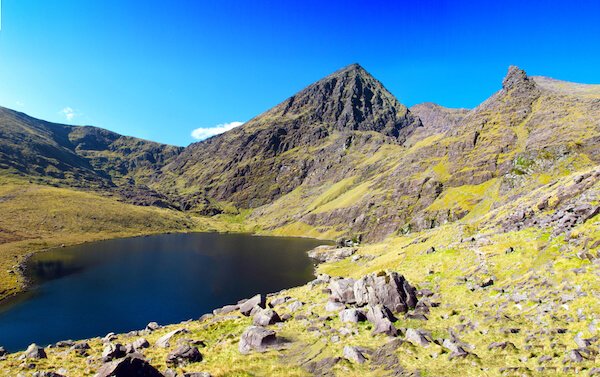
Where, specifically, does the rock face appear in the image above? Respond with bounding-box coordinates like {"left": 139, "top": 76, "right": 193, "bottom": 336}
{"left": 329, "top": 278, "right": 356, "bottom": 304}
{"left": 343, "top": 346, "right": 367, "bottom": 364}
{"left": 95, "top": 354, "right": 163, "bottom": 377}
{"left": 238, "top": 326, "right": 278, "bottom": 354}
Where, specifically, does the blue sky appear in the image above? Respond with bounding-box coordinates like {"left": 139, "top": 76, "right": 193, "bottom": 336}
{"left": 0, "top": 0, "right": 598, "bottom": 146}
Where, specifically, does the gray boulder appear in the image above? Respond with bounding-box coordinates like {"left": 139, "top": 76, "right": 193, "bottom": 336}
{"left": 405, "top": 328, "right": 431, "bottom": 347}
{"left": 156, "top": 328, "right": 189, "bottom": 348}
{"left": 339, "top": 308, "right": 367, "bottom": 323}
{"left": 239, "top": 326, "right": 277, "bottom": 354}
{"left": 253, "top": 309, "right": 282, "bottom": 326}
{"left": 329, "top": 278, "right": 356, "bottom": 304}
{"left": 239, "top": 294, "right": 266, "bottom": 316}
{"left": 325, "top": 300, "right": 346, "bottom": 312}
{"left": 102, "top": 343, "right": 127, "bottom": 362}
{"left": 132, "top": 337, "right": 150, "bottom": 350}
{"left": 354, "top": 271, "right": 418, "bottom": 312}
{"left": 343, "top": 345, "right": 367, "bottom": 364}
{"left": 166, "top": 344, "right": 202, "bottom": 366}
{"left": 95, "top": 354, "right": 163, "bottom": 377}
{"left": 22, "top": 343, "right": 47, "bottom": 359}
{"left": 366, "top": 305, "right": 398, "bottom": 336}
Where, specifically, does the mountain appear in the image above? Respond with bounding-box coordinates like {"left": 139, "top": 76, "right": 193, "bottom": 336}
{"left": 159, "top": 63, "right": 422, "bottom": 209}
{"left": 0, "top": 106, "right": 183, "bottom": 206}
{"left": 1, "top": 64, "right": 600, "bottom": 376}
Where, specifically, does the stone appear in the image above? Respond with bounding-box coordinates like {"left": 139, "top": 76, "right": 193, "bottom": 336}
{"left": 308, "top": 245, "right": 356, "bottom": 263}
{"left": 287, "top": 300, "right": 304, "bottom": 312}
{"left": 366, "top": 305, "right": 398, "bottom": 336}
{"left": 156, "top": 328, "right": 189, "bottom": 348}
{"left": 95, "top": 354, "right": 163, "bottom": 377}
{"left": 166, "top": 344, "right": 202, "bottom": 366}
{"left": 132, "top": 337, "right": 150, "bottom": 350}
{"left": 339, "top": 308, "right": 366, "bottom": 323}
{"left": 253, "top": 308, "right": 282, "bottom": 326}
{"left": 23, "top": 343, "right": 47, "bottom": 359}
{"left": 102, "top": 343, "right": 126, "bottom": 362}
{"left": 343, "top": 345, "right": 367, "bottom": 364}
{"left": 183, "top": 373, "right": 212, "bottom": 377}
{"left": 353, "top": 271, "right": 418, "bottom": 312}
{"left": 145, "top": 322, "right": 160, "bottom": 331}
{"left": 305, "top": 357, "right": 341, "bottom": 376}
{"left": 103, "top": 332, "right": 117, "bottom": 343}
{"left": 405, "top": 328, "right": 431, "bottom": 347}
{"left": 325, "top": 300, "right": 346, "bottom": 312}
{"left": 239, "top": 294, "right": 266, "bottom": 316}
{"left": 0, "top": 346, "right": 6, "bottom": 357}
{"left": 32, "top": 373, "right": 66, "bottom": 377}
{"left": 213, "top": 304, "right": 239, "bottom": 315}
{"left": 329, "top": 278, "right": 356, "bottom": 304}
{"left": 442, "top": 339, "right": 469, "bottom": 358}
{"left": 239, "top": 326, "right": 277, "bottom": 354}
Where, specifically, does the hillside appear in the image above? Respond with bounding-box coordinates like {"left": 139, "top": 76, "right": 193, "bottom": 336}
{"left": 0, "top": 64, "right": 599, "bottom": 376}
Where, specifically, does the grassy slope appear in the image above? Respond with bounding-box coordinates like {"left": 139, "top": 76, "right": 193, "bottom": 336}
{"left": 0, "top": 173, "right": 247, "bottom": 301}
{"left": 1, "top": 167, "right": 598, "bottom": 376}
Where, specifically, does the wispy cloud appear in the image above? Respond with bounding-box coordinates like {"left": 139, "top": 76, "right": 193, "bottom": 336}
{"left": 191, "top": 121, "right": 244, "bottom": 140}
{"left": 15, "top": 101, "right": 25, "bottom": 108}
{"left": 60, "top": 107, "right": 78, "bottom": 122}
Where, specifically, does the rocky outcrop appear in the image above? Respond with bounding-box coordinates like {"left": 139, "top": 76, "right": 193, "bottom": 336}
{"left": 95, "top": 354, "right": 163, "bottom": 377}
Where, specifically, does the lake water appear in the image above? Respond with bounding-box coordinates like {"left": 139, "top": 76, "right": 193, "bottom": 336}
{"left": 0, "top": 232, "right": 326, "bottom": 351}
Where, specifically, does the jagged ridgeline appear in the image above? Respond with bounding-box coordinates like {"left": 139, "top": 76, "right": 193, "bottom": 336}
{"left": 1, "top": 64, "right": 599, "bottom": 241}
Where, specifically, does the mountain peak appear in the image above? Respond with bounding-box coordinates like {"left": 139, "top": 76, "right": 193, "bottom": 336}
{"left": 269, "top": 63, "right": 421, "bottom": 141}
{"left": 502, "top": 65, "right": 537, "bottom": 93}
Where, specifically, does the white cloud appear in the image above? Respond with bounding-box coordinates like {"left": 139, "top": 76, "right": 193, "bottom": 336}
{"left": 60, "top": 107, "right": 78, "bottom": 122}
{"left": 191, "top": 121, "right": 244, "bottom": 140}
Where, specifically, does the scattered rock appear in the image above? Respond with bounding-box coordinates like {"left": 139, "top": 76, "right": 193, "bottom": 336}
{"left": 366, "top": 305, "right": 398, "bottom": 336}
{"left": 305, "top": 357, "right": 341, "bottom": 376}
{"left": 145, "top": 322, "right": 160, "bottom": 332}
{"left": 239, "top": 294, "right": 266, "bottom": 316}
{"left": 102, "top": 343, "right": 126, "bottom": 362}
{"left": 353, "top": 271, "right": 418, "bottom": 312}
{"left": 22, "top": 343, "right": 47, "bottom": 360}
{"left": 343, "top": 345, "right": 367, "bottom": 363}
{"left": 308, "top": 245, "right": 356, "bottom": 263}
{"left": 166, "top": 344, "right": 202, "bottom": 367}
{"left": 329, "top": 278, "right": 356, "bottom": 304}
{"left": 405, "top": 328, "right": 431, "bottom": 347}
{"left": 325, "top": 300, "right": 346, "bottom": 312}
{"left": 239, "top": 326, "right": 277, "bottom": 354}
{"left": 156, "top": 328, "right": 189, "bottom": 348}
{"left": 339, "top": 308, "right": 366, "bottom": 323}
{"left": 131, "top": 337, "right": 150, "bottom": 350}
{"left": 213, "top": 304, "right": 239, "bottom": 315}
{"left": 253, "top": 308, "right": 282, "bottom": 326}
{"left": 96, "top": 354, "right": 163, "bottom": 377}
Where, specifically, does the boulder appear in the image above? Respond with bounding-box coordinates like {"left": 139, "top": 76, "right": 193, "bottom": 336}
{"left": 308, "top": 246, "right": 356, "bottom": 263}
{"left": 145, "top": 322, "right": 160, "bottom": 331}
{"left": 23, "top": 343, "right": 47, "bottom": 359}
{"left": 253, "top": 309, "right": 282, "bottom": 326}
{"left": 238, "top": 326, "right": 277, "bottom": 354}
{"left": 132, "top": 337, "right": 150, "bottom": 350}
{"left": 366, "top": 305, "right": 398, "bottom": 336}
{"left": 405, "top": 328, "right": 431, "bottom": 347}
{"left": 166, "top": 345, "right": 202, "bottom": 367}
{"left": 213, "top": 304, "right": 239, "bottom": 315}
{"left": 102, "top": 343, "right": 127, "bottom": 362}
{"left": 343, "top": 345, "right": 367, "bottom": 364}
{"left": 354, "top": 271, "right": 418, "bottom": 312}
{"left": 239, "top": 294, "right": 266, "bottom": 316}
{"left": 95, "top": 354, "right": 163, "bottom": 377}
{"left": 32, "top": 373, "right": 66, "bottom": 377}
{"left": 325, "top": 300, "right": 346, "bottom": 312}
{"left": 156, "top": 328, "right": 189, "bottom": 348}
{"left": 339, "top": 308, "right": 367, "bottom": 323}
{"left": 287, "top": 300, "right": 303, "bottom": 312}
{"left": 0, "top": 346, "right": 6, "bottom": 357}
{"left": 329, "top": 278, "right": 356, "bottom": 304}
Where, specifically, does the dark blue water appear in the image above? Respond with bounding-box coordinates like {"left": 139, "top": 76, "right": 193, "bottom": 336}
{"left": 0, "top": 233, "right": 325, "bottom": 351}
